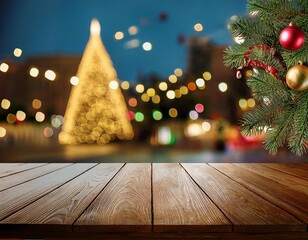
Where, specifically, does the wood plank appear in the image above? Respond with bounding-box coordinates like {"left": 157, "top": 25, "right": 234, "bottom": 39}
{"left": 0, "top": 163, "right": 96, "bottom": 221}
{"left": 210, "top": 163, "right": 308, "bottom": 224}
{"left": 262, "top": 163, "right": 308, "bottom": 180}
{"left": 234, "top": 163, "right": 308, "bottom": 196}
{"left": 0, "top": 163, "right": 46, "bottom": 178}
{"left": 152, "top": 163, "right": 231, "bottom": 233}
{"left": 1, "top": 163, "right": 124, "bottom": 233}
{"left": 74, "top": 163, "right": 151, "bottom": 233}
{"left": 0, "top": 163, "right": 72, "bottom": 192}
{"left": 182, "top": 163, "right": 305, "bottom": 233}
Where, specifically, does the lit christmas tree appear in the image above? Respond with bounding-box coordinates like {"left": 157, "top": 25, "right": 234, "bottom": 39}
{"left": 59, "top": 19, "right": 134, "bottom": 144}
{"left": 224, "top": 0, "right": 307, "bottom": 155}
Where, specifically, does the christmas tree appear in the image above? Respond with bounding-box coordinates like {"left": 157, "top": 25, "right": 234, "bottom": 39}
{"left": 224, "top": 0, "right": 307, "bottom": 155}
{"left": 59, "top": 19, "right": 134, "bottom": 144}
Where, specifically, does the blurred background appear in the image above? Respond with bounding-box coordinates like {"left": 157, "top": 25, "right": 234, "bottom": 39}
{"left": 0, "top": 0, "right": 306, "bottom": 162}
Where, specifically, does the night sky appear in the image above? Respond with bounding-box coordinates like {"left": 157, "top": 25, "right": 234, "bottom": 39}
{"left": 0, "top": 0, "right": 247, "bottom": 81}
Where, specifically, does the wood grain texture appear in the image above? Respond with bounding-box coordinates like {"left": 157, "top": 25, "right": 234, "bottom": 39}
{"left": 1, "top": 163, "right": 124, "bottom": 232}
{"left": 263, "top": 163, "right": 308, "bottom": 180}
{"left": 182, "top": 163, "right": 305, "bottom": 233}
{"left": 0, "top": 163, "right": 96, "bottom": 221}
{"left": 0, "top": 163, "right": 72, "bottom": 192}
{"left": 210, "top": 163, "right": 308, "bottom": 223}
{"left": 74, "top": 164, "right": 152, "bottom": 233}
{"left": 152, "top": 163, "right": 231, "bottom": 233}
{"left": 0, "top": 163, "right": 46, "bottom": 178}
{"left": 234, "top": 163, "right": 308, "bottom": 196}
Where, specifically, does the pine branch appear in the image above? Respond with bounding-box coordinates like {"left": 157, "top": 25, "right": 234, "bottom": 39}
{"left": 248, "top": 0, "right": 308, "bottom": 20}
{"left": 223, "top": 45, "right": 247, "bottom": 68}
{"left": 224, "top": 0, "right": 308, "bottom": 155}
{"left": 228, "top": 16, "right": 281, "bottom": 46}
{"left": 246, "top": 70, "right": 290, "bottom": 102}
{"left": 281, "top": 44, "right": 308, "bottom": 68}
{"left": 287, "top": 92, "right": 308, "bottom": 155}
{"left": 263, "top": 105, "right": 294, "bottom": 154}
{"left": 240, "top": 91, "right": 290, "bottom": 137}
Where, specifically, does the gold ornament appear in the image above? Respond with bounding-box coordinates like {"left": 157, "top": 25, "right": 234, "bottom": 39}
{"left": 286, "top": 63, "right": 308, "bottom": 91}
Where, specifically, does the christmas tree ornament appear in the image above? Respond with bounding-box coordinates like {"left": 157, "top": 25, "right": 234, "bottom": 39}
{"left": 236, "top": 66, "right": 243, "bottom": 79}
{"left": 279, "top": 23, "right": 305, "bottom": 50}
{"left": 286, "top": 62, "right": 308, "bottom": 91}
{"left": 242, "top": 45, "right": 286, "bottom": 79}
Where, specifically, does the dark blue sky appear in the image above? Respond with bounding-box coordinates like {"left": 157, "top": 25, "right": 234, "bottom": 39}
{"left": 0, "top": 0, "right": 247, "bottom": 81}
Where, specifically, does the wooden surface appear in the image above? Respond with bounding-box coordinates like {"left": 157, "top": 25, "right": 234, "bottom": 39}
{"left": 0, "top": 163, "right": 307, "bottom": 239}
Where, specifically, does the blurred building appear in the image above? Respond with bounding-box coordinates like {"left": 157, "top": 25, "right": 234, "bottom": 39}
{"left": 186, "top": 37, "right": 250, "bottom": 123}
{"left": 0, "top": 55, "right": 81, "bottom": 119}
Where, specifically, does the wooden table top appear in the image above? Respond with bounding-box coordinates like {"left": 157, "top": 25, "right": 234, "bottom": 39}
{"left": 0, "top": 163, "right": 307, "bottom": 239}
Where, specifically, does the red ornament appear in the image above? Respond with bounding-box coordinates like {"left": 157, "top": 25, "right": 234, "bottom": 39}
{"left": 241, "top": 45, "right": 286, "bottom": 80}
{"left": 279, "top": 24, "right": 305, "bottom": 50}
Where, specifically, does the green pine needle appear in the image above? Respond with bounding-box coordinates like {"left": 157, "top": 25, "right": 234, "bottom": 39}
{"left": 224, "top": 0, "right": 308, "bottom": 155}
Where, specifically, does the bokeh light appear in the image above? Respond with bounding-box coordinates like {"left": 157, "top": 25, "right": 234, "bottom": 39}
{"left": 45, "top": 70, "right": 56, "bottom": 81}
{"left": 174, "top": 68, "right": 183, "bottom": 77}
{"left": 14, "top": 48, "right": 22, "bottom": 57}
{"left": 147, "top": 88, "right": 155, "bottom": 97}
{"left": 152, "top": 110, "right": 163, "bottom": 121}
{"left": 194, "top": 23, "right": 203, "bottom": 31}
{"left": 169, "top": 108, "right": 178, "bottom": 118}
{"left": 135, "top": 112, "right": 144, "bottom": 122}
{"left": 29, "top": 67, "right": 39, "bottom": 77}
{"left": 16, "top": 111, "right": 26, "bottom": 121}
{"left": 44, "top": 127, "right": 53, "bottom": 137}
{"left": 32, "top": 99, "right": 42, "bottom": 109}
{"left": 195, "top": 103, "right": 204, "bottom": 113}
{"left": 0, "top": 127, "right": 6, "bottom": 138}
{"left": 166, "top": 90, "right": 175, "bottom": 99}
{"left": 127, "top": 111, "right": 135, "bottom": 121}
{"left": 115, "top": 31, "right": 124, "bottom": 40}
{"left": 141, "top": 93, "right": 150, "bottom": 102}
{"left": 218, "top": 82, "right": 228, "bottom": 92}
{"left": 239, "top": 98, "right": 247, "bottom": 109}
{"left": 168, "top": 74, "right": 177, "bottom": 83}
{"left": 159, "top": 82, "right": 168, "bottom": 91}
{"left": 187, "top": 82, "right": 196, "bottom": 91}
{"left": 128, "top": 97, "right": 138, "bottom": 107}
{"left": 152, "top": 95, "right": 160, "bottom": 104}
{"left": 142, "top": 42, "right": 152, "bottom": 51}
{"left": 35, "top": 112, "right": 45, "bottom": 122}
{"left": 189, "top": 110, "right": 199, "bottom": 120}
{"left": 109, "top": 80, "right": 119, "bottom": 90}
{"left": 1, "top": 99, "right": 10, "bottom": 109}
{"left": 51, "top": 115, "right": 64, "bottom": 128}
{"left": 128, "top": 26, "right": 138, "bottom": 35}
{"left": 202, "top": 121, "right": 211, "bottom": 132}
{"left": 7, "top": 114, "right": 16, "bottom": 124}
{"left": 70, "top": 76, "right": 79, "bottom": 86}
{"left": 196, "top": 78, "right": 205, "bottom": 88}
{"left": 203, "top": 71, "right": 212, "bottom": 81}
{"left": 0, "top": 63, "right": 9, "bottom": 73}
{"left": 121, "top": 81, "right": 130, "bottom": 90}
{"left": 247, "top": 98, "right": 256, "bottom": 108}
{"left": 135, "top": 84, "right": 144, "bottom": 93}
{"left": 180, "top": 86, "right": 188, "bottom": 95}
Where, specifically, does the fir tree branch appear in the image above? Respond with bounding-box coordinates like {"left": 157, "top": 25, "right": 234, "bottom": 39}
{"left": 246, "top": 70, "right": 290, "bottom": 102}
{"left": 248, "top": 0, "right": 308, "bottom": 20}
{"left": 288, "top": 92, "right": 308, "bottom": 155}
{"left": 223, "top": 45, "right": 247, "bottom": 68}
{"left": 264, "top": 106, "right": 294, "bottom": 154}
{"left": 281, "top": 44, "right": 308, "bottom": 68}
